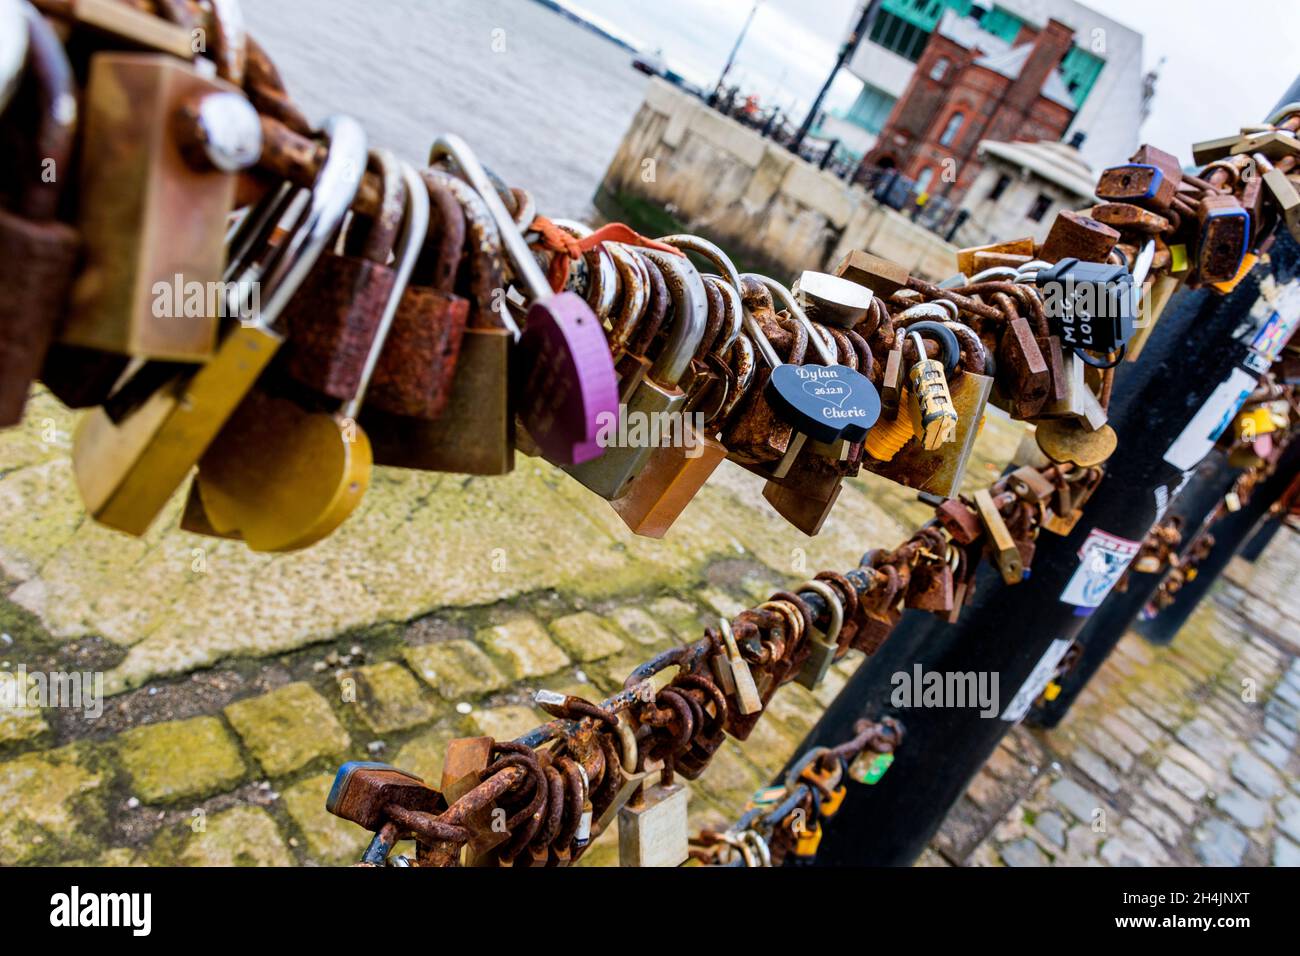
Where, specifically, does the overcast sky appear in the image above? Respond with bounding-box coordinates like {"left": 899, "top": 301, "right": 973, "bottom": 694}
{"left": 565, "top": 0, "right": 1300, "bottom": 166}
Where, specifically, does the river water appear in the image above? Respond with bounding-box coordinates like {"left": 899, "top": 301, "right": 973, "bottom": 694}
{"left": 243, "top": 0, "right": 651, "bottom": 219}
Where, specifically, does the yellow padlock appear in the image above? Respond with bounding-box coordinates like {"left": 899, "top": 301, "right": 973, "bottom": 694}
{"left": 794, "top": 819, "right": 823, "bottom": 857}
{"left": 71, "top": 117, "right": 367, "bottom": 537}
{"left": 1234, "top": 406, "right": 1278, "bottom": 441}
{"left": 196, "top": 157, "right": 428, "bottom": 553}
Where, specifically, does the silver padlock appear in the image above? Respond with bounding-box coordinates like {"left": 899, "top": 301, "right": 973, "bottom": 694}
{"left": 563, "top": 247, "right": 706, "bottom": 499}
{"left": 794, "top": 580, "right": 843, "bottom": 689}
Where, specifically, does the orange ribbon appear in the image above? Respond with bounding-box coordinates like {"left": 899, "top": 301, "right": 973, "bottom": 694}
{"left": 530, "top": 216, "right": 686, "bottom": 292}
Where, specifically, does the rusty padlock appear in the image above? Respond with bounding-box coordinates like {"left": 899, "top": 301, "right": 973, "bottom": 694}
{"left": 363, "top": 169, "right": 517, "bottom": 475}
{"left": 0, "top": 7, "right": 80, "bottom": 426}
{"left": 1195, "top": 192, "right": 1250, "bottom": 283}
{"left": 1039, "top": 210, "right": 1120, "bottom": 263}
{"left": 365, "top": 173, "right": 470, "bottom": 419}
{"left": 63, "top": 49, "right": 261, "bottom": 359}
{"left": 278, "top": 150, "right": 406, "bottom": 400}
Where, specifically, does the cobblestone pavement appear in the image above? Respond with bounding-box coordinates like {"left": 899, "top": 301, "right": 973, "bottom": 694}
{"left": 926, "top": 527, "right": 1300, "bottom": 868}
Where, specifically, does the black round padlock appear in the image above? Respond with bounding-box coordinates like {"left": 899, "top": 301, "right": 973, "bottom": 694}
{"left": 765, "top": 361, "right": 882, "bottom": 445}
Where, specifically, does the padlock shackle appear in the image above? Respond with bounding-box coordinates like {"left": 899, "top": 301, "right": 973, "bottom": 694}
{"left": 349, "top": 147, "right": 407, "bottom": 265}
{"left": 904, "top": 320, "right": 961, "bottom": 376}
{"left": 0, "top": 0, "right": 27, "bottom": 117}
{"left": 422, "top": 169, "right": 518, "bottom": 337}
{"left": 742, "top": 274, "right": 836, "bottom": 365}
{"left": 550, "top": 218, "right": 619, "bottom": 320}
{"left": 703, "top": 275, "right": 744, "bottom": 355}
{"left": 660, "top": 233, "right": 747, "bottom": 357}
{"left": 345, "top": 157, "right": 429, "bottom": 418}
{"left": 16, "top": 5, "right": 75, "bottom": 221}
{"left": 637, "top": 247, "right": 708, "bottom": 387}
{"left": 257, "top": 113, "right": 369, "bottom": 331}
{"left": 429, "top": 134, "right": 552, "bottom": 305}
{"left": 208, "top": 0, "right": 248, "bottom": 86}
{"left": 605, "top": 241, "right": 649, "bottom": 352}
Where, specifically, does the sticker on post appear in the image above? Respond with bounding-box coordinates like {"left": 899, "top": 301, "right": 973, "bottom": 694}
{"left": 1162, "top": 368, "right": 1257, "bottom": 472}
{"left": 1002, "top": 638, "right": 1073, "bottom": 723}
{"left": 1059, "top": 528, "right": 1141, "bottom": 609}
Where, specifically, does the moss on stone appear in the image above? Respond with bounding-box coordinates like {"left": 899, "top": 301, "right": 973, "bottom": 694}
{"left": 281, "top": 774, "right": 371, "bottom": 865}
{"left": 404, "top": 640, "right": 509, "bottom": 701}
{"left": 0, "top": 745, "right": 104, "bottom": 865}
{"left": 341, "top": 661, "right": 438, "bottom": 734}
{"left": 160, "top": 806, "right": 295, "bottom": 867}
{"left": 548, "top": 612, "right": 625, "bottom": 662}
{"left": 117, "top": 716, "right": 246, "bottom": 804}
{"left": 224, "top": 683, "right": 350, "bottom": 777}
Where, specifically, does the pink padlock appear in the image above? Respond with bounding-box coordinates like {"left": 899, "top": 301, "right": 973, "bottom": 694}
{"left": 429, "top": 136, "right": 618, "bottom": 465}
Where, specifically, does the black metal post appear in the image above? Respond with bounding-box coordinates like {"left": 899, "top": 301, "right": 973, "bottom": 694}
{"left": 1135, "top": 435, "right": 1300, "bottom": 645}
{"left": 1240, "top": 514, "right": 1285, "bottom": 562}
{"left": 709, "top": 0, "right": 763, "bottom": 108}
{"left": 1026, "top": 449, "right": 1242, "bottom": 728}
{"left": 780, "top": 226, "right": 1300, "bottom": 867}
{"left": 789, "top": 0, "right": 879, "bottom": 154}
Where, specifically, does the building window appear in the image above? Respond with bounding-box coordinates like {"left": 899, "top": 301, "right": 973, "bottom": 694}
{"left": 868, "top": 10, "right": 932, "bottom": 63}
{"left": 1026, "top": 193, "right": 1053, "bottom": 222}
{"left": 846, "top": 83, "right": 897, "bottom": 134}
{"left": 980, "top": 5, "right": 1026, "bottom": 43}
{"left": 1059, "top": 45, "right": 1105, "bottom": 108}
{"left": 914, "top": 166, "right": 935, "bottom": 194}
{"left": 938, "top": 111, "right": 964, "bottom": 147}
{"left": 880, "top": 0, "right": 973, "bottom": 33}
{"left": 929, "top": 57, "right": 950, "bottom": 81}
{"left": 988, "top": 173, "right": 1012, "bottom": 200}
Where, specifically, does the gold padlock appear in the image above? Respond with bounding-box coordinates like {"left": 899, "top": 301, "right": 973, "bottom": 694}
{"left": 195, "top": 155, "right": 427, "bottom": 553}
{"left": 72, "top": 116, "right": 367, "bottom": 536}
{"left": 63, "top": 50, "right": 262, "bottom": 359}
{"left": 363, "top": 169, "right": 517, "bottom": 476}
{"left": 906, "top": 330, "right": 958, "bottom": 449}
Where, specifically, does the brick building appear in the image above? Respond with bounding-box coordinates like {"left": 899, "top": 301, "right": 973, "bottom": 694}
{"left": 839, "top": 1, "right": 1145, "bottom": 175}
{"left": 864, "top": 15, "right": 1078, "bottom": 206}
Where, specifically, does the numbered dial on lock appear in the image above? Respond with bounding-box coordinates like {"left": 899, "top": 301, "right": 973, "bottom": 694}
{"left": 765, "top": 363, "right": 882, "bottom": 444}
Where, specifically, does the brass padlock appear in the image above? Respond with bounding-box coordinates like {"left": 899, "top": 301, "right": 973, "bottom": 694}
{"left": 956, "top": 237, "right": 1034, "bottom": 276}
{"left": 617, "top": 772, "right": 689, "bottom": 868}
{"left": 63, "top": 51, "right": 262, "bottom": 359}
{"left": 195, "top": 155, "right": 428, "bottom": 553}
{"left": 72, "top": 115, "right": 367, "bottom": 536}
{"left": 363, "top": 169, "right": 517, "bottom": 475}
{"left": 834, "top": 249, "right": 909, "bottom": 299}
{"left": 974, "top": 488, "right": 1023, "bottom": 584}
{"left": 48, "top": 0, "right": 199, "bottom": 60}
{"left": 793, "top": 579, "right": 843, "bottom": 690}
{"left": 565, "top": 248, "right": 706, "bottom": 499}
{"left": 862, "top": 321, "right": 992, "bottom": 497}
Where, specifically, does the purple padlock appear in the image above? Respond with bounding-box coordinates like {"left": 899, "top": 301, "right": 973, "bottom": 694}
{"left": 429, "top": 135, "right": 618, "bottom": 465}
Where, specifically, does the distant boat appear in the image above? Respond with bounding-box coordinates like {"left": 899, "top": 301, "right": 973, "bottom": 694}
{"left": 632, "top": 50, "right": 666, "bottom": 77}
